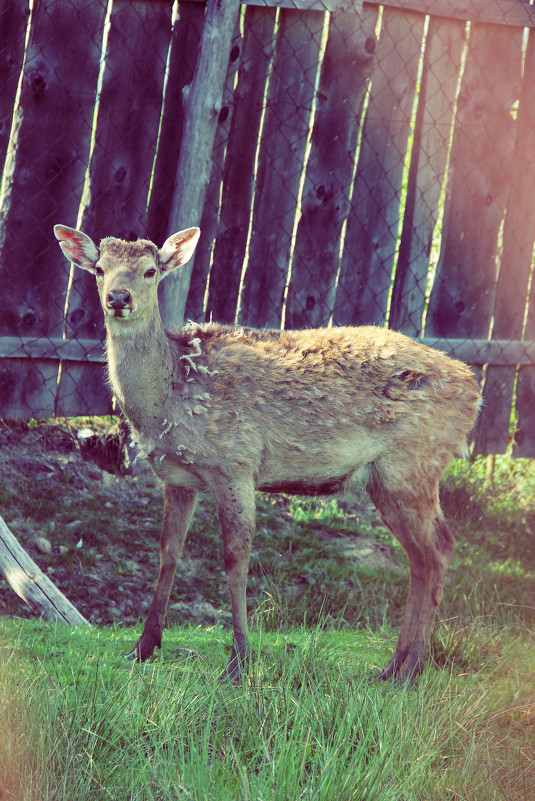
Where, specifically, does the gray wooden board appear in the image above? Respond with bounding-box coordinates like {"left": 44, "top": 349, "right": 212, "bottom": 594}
{"left": 147, "top": 2, "right": 205, "bottom": 247}
{"left": 0, "top": 0, "right": 107, "bottom": 419}
{"left": 186, "top": 14, "right": 245, "bottom": 323}
{"left": 389, "top": 16, "right": 466, "bottom": 336}
{"left": 198, "top": 6, "right": 278, "bottom": 324}
{"left": 0, "top": 337, "right": 106, "bottom": 362}
{"left": 56, "top": 361, "right": 113, "bottom": 417}
{"left": 245, "top": 0, "right": 361, "bottom": 10}
{"left": 0, "top": 0, "right": 29, "bottom": 175}
{"left": 159, "top": 0, "right": 242, "bottom": 329}
{"left": 514, "top": 354, "right": 535, "bottom": 456}
{"left": 182, "top": 0, "right": 362, "bottom": 12}
{"left": 334, "top": 7, "right": 426, "bottom": 326}
{"left": 513, "top": 31, "right": 535, "bottom": 457}
{"left": 78, "top": 0, "right": 173, "bottom": 244}
{"left": 2, "top": 335, "right": 535, "bottom": 366}
{"left": 367, "top": 0, "right": 535, "bottom": 28}
{"left": 284, "top": 6, "right": 378, "bottom": 329}
{"left": 425, "top": 23, "right": 523, "bottom": 341}
{"left": 240, "top": 7, "right": 325, "bottom": 327}
{"left": 475, "top": 33, "right": 535, "bottom": 455}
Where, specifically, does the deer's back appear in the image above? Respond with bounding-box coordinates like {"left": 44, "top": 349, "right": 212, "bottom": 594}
{"left": 152, "top": 324, "right": 480, "bottom": 487}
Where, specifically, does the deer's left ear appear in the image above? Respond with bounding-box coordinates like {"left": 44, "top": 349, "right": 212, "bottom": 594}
{"left": 159, "top": 227, "right": 200, "bottom": 275}
{"left": 54, "top": 225, "right": 100, "bottom": 273}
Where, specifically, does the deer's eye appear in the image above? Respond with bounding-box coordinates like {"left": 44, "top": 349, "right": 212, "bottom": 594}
{"left": 95, "top": 265, "right": 104, "bottom": 278}
{"left": 144, "top": 268, "right": 157, "bottom": 279}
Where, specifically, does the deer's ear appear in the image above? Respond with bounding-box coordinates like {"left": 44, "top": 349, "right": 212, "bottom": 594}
{"left": 159, "top": 227, "right": 200, "bottom": 275}
{"left": 54, "top": 225, "right": 100, "bottom": 273}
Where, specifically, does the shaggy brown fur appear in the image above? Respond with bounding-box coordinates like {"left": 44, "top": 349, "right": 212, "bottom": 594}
{"left": 54, "top": 224, "right": 481, "bottom": 682}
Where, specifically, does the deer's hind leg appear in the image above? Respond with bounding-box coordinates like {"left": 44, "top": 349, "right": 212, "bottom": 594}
{"left": 367, "top": 461, "right": 456, "bottom": 683}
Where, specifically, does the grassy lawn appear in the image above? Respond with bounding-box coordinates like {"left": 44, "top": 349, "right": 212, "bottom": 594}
{"left": 0, "top": 445, "right": 534, "bottom": 800}
{"left": 0, "top": 618, "right": 533, "bottom": 800}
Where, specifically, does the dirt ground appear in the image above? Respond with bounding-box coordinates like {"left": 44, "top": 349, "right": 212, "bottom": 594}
{"left": 0, "top": 420, "right": 400, "bottom": 630}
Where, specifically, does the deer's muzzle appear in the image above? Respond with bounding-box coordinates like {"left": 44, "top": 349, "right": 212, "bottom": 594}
{"left": 107, "top": 289, "right": 132, "bottom": 317}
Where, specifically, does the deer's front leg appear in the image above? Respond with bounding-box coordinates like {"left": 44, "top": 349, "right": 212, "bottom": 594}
{"left": 126, "top": 485, "right": 197, "bottom": 661}
{"left": 212, "top": 475, "right": 256, "bottom": 681}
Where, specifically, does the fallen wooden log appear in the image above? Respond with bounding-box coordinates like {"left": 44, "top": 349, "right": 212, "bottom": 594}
{"left": 0, "top": 515, "right": 90, "bottom": 627}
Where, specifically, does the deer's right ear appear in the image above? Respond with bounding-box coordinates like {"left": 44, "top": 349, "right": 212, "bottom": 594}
{"left": 54, "top": 225, "right": 100, "bottom": 273}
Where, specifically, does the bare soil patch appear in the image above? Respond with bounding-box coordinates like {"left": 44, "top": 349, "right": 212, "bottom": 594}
{"left": 0, "top": 420, "right": 402, "bottom": 630}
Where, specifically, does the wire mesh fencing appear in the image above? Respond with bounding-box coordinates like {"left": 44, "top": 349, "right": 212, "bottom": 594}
{"left": 1, "top": 0, "right": 535, "bottom": 454}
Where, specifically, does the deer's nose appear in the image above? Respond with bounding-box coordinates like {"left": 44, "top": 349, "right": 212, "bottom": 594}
{"left": 107, "top": 289, "right": 131, "bottom": 309}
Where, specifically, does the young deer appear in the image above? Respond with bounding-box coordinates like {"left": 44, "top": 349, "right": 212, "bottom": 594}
{"left": 54, "top": 224, "right": 480, "bottom": 682}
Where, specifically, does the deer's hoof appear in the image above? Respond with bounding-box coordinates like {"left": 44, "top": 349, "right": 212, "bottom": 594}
{"left": 221, "top": 647, "right": 250, "bottom": 683}
{"left": 124, "top": 641, "right": 158, "bottom": 662}
{"left": 374, "top": 647, "right": 425, "bottom": 685}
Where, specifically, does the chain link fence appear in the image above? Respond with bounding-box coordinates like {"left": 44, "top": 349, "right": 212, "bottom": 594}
{"left": 1, "top": 0, "right": 535, "bottom": 454}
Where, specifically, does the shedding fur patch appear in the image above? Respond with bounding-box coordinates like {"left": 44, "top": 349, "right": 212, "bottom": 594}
{"left": 179, "top": 337, "right": 219, "bottom": 380}
{"left": 180, "top": 338, "right": 202, "bottom": 377}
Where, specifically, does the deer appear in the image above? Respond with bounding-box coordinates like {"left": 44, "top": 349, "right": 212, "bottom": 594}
{"left": 54, "top": 223, "right": 480, "bottom": 683}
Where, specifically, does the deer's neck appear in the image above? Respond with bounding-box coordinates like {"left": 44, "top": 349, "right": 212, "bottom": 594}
{"left": 105, "top": 312, "right": 175, "bottom": 429}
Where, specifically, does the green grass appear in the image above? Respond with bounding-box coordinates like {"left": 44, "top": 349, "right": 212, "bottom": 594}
{"left": 0, "top": 618, "right": 533, "bottom": 801}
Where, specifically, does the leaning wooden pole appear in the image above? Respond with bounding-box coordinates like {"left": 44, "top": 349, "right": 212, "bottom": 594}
{"left": 160, "top": 0, "right": 242, "bottom": 329}
{"left": 0, "top": 515, "right": 90, "bottom": 627}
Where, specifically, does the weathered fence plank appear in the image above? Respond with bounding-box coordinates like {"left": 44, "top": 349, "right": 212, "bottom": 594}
{"left": 475, "top": 33, "right": 535, "bottom": 455}
{"left": 240, "top": 7, "right": 325, "bottom": 328}
{"left": 187, "top": 14, "right": 245, "bottom": 323}
{"left": 0, "top": 0, "right": 29, "bottom": 176}
{"left": 245, "top": 0, "right": 360, "bottom": 10}
{"left": 183, "top": 0, "right": 362, "bottom": 11}
{"left": 515, "top": 310, "right": 535, "bottom": 455}
{"left": 147, "top": 2, "right": 204, "bottom": 249}
{"left": 389, "top": 16, "right": 466, "bottom": 335}
{"left": 80, "top": 0, "right": 173, "bottom": 243}
{"left": 284, "top": 6, "right": 378, "bottom": 330}
{"left": 369, "top": 0, "right": 535, "bottom": 29}
{"left": 425, "top": 22, "right": 523, "bottom": 341}
{"left": 55, "top": 0, "right": 174, "bottom": 417}
{"left": 511, "top": 29, "right": 535, "bottom": 458}
{"left": 0, "top": 337, "right": 106, "bottom": 362}
{"left": 0, "top": 0, "right": 107, "bottom": 419}
{"left": 4, "top": 334, "right": 534, "bottom": 367}
{"left": 334, "top": 7, "right": 426, "bottom": 326}
{"left": 159, "top": 0, "right": 242, "bottom": 330}
{"left": 197, "top": 6, "right": 278, "bottom": 324}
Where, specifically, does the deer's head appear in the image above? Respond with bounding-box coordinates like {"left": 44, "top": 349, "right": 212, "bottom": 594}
{"left": 54, "top": 225, "right": 200, "bottom": 330}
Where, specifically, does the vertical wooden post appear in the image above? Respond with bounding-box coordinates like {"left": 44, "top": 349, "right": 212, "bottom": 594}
{"left": 159, "top": 0, "right": 242, "bottom": 330}
{"left": 186, "top": 12, "right": 245, "bottom": 323}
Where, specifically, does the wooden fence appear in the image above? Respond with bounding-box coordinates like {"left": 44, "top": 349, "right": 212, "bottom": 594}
{"left": 1, "top": 0, "right": 535, "bottom": 456}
